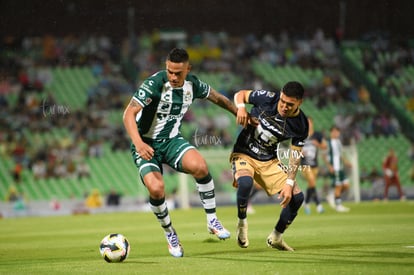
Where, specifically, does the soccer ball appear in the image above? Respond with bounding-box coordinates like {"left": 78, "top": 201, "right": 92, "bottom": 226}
{"left": 99, "top": 233, "right": 130, "bottom": 263}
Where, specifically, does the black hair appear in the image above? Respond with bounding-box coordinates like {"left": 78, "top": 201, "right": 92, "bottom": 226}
{"left": 281, "top": 81, "right": 305, "bottom": 99}
{"left": 167, "top": 48, "right": 189, "bottom": 63}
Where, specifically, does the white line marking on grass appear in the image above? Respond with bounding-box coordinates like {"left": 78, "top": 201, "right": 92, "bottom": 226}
{"left": 404, "top": 246, "right": 414, "bottom": 248}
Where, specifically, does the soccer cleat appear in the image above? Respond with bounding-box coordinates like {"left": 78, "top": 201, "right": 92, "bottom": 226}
{"left": 236, "top": 220, "right": 249, "bottom": 248}
{"left": 207, "top": 218, "right": 231, "bottom": 240}
{"left": 267, "top": 230, "right": 294, "bottom": 251}
{"left": 335, "top": 204, "right": 350, "bottom": 213}
{"left": 246, "top": 204, "right": 256, "bottom": 214}
{"left": 326, "top": 192, "right": 336, "bottom": 209}
{"left": 304, "top": 204, "right": 311, "bottom": 215}
{"left": 316, "top": 204, "right": 325, "bottom": 214}
{"left": 165, "top": 228, "right": 184, "bottom": 257}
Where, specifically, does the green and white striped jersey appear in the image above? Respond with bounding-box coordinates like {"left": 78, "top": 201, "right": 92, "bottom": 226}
{"left": 132, "top": 70, "right": 210, "bottom": 140}
{"left": 327, "top": 138, "right": 344, "bottom": 171}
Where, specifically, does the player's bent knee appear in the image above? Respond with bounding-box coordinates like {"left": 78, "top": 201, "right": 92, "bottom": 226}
{"left": 181, "top": 152, "right": 209, "bottom": 178}
{"left": 142, "top": 174, "right": 165, "bottom": 198}
{"left": 145, "top": 181, "right": 165, "bottom": 196}
{"left": 237, "top": 176, "right": 254, "bottom": 199}
{"left": 188, "top": 163, "right": 209, "bottom": 179}
{"left": 237, "top": 175, "right": 254, "bottom": 189}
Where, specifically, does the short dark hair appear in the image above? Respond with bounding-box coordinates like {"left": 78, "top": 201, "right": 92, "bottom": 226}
{"left": 167, "top": 48, "right": 189, "bottom": 63}
{"left": 330, "top": 125, "right": 340, "bottom": 132}
{"left": 281, "top": 81, "right": 305, "bottom": 99}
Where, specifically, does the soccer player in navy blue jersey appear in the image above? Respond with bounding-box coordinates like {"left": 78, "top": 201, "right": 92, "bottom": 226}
{"left": 231, "top": 81, "right": 308, "bottom": 251}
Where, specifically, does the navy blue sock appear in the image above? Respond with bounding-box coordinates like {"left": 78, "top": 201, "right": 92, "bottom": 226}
{"left": 312, "top": 187, "right": 321, "bottom": 205}
{"left": 305, "top": 187, "right": 312, "bottom": 204}
{"left": 275, "top": 192, "right": 304, "bottom": 233}
{"left": 237, "top": 176, "right": 254, "bottom": 219}
{"left": 306, "top": 187, "right": 318, "bottom": 204}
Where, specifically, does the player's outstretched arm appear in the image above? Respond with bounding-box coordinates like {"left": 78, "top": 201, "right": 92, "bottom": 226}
{"left": 207, "top": 88, "right": 238, "bottom": 116}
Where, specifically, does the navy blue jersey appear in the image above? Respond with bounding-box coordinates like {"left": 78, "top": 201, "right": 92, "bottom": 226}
{"left": 232, "top": 90, "right": 309, "bottom": 161}
{"left": 301, "top": 131, "right": 324, "bottom": 167}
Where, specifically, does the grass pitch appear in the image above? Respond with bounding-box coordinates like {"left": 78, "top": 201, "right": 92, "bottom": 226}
{"left": 0, "top": 201, "right": 413, "bottom": 274}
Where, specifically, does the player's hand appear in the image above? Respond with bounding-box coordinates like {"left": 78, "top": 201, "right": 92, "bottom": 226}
{"left": 236, "top": 107, "right": 249, "bottom": 128}
{"left": 278, "top": 184, "right": 293, "bottom": 208}
{"left": 249, "top": 116, "right": 259, "bottom": 127}
{"left": 135, "top": 141, "right": 154, "bottom": 160}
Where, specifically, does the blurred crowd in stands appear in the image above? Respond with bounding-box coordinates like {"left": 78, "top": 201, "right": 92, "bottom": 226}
{"left": 1, "top": 28, "right": 413, "bottom": 187}
{"left": 361, "top": 33, "right": 414, "bottom": 97}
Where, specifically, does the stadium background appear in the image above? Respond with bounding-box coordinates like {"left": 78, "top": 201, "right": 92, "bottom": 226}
{"left": 1, "top": 0, "right": 414, "bottom": 216}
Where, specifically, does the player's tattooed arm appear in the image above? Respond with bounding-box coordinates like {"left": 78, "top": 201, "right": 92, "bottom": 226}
{"left": 129, "top": 99, "right": 141, "bottom": 108}
{"left": 207, "top": 89, "right": 238, "bottom": 116}
{"left": 122, "top": 98, "right": 154, "bottom": 160}
{"left": 279, "top": 147, "right": 302, "bottom": 208}
{"left": 287, "top": 149, "right": 302, "bottom": 180}
{"left": 123, "top": 98, "right": 143, "bottom": 140}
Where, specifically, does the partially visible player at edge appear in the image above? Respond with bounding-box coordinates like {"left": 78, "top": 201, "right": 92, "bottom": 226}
{"left": 123, "top": 48, "right": 237, "bottom": 258}
{"left": 301, "top": 117, "right": 327, "bottom": 214}
{"left": 231, "top": 81, "right": 308, "bottom": 251}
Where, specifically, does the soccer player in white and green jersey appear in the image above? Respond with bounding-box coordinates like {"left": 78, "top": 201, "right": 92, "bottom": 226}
{"left": 123, "top": 48, "right": 237, "bottom": 257}
{"left": 324, "top": 126, "right": 351, "bottom": 212}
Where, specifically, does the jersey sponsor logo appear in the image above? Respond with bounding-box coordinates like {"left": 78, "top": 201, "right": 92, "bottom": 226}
{"left": 140, "top": 85, "right": 153, "bottom": 94}
{"left": 162, "top": 92, "right": 171, "bottom": 102}
{"left": 137, "top": 89, "right": 153, "bottom": 106}
{"left": 249, "top": 143, "right": 262, "bottom": 154}
{"left": 255, "top": 124, "right": 279, "bottom": 146}
{"left": 156, "top": 113, "right": 184, "bottom": 121}
{"left": 260, "top": 118, "right": 283, "bottom": 136}
{"left": 167, "top": 113, "right": 184, "bottom": 120}
{"left": 160, "top": 103, "right": 170, "bottom": 111}
{"left": 137, "top": 89, "right": 146, "bottom": 99}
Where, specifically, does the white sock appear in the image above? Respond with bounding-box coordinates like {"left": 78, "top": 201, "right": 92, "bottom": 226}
{"left": 149, "top": 201, "right": 172, "bottom": 232}
{"left": 207, "top": 213, "right": 217, "bottom": 223}
{"left": 197, "top": 179, "right": 216, "bottom": 212}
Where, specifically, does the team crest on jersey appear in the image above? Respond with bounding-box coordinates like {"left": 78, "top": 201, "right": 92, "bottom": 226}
{"left": 145, "top": 98, "right": 152, "bottom": 105}
{"left": 184, "top": 91, "right": 192, "bottom": 102}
